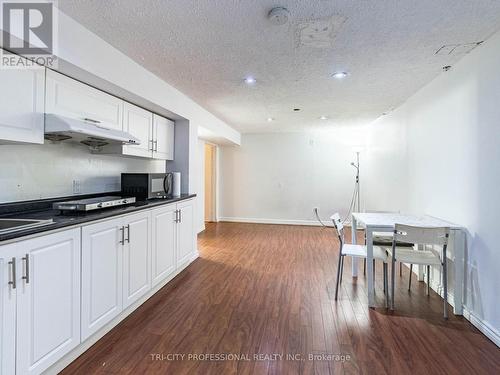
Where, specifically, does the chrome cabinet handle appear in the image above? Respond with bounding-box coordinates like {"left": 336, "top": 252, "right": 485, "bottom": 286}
{"left": 126, "top": 224, "right": 130, "bottom": 243}
{"left": 22, "top": 254, "right": 30, "bottom": 284}
{"left": 149, "top": 139, "right": 154, "bottom": 151}
{"left": 154, "top": 140, "right": 158, "bottom": 152}
{"left": 8, "top": 257, "right": 16, "bottom": 289}
{"left": 174, "top": 209, "right": 179, "bottom": 223}
{"left": 179, "top": 209, "right": 182, "bottom": 223}
{"left": 119, "top": 226, "right": 125, "bottom": 245}
{"left": 83, "top": 118, "right": 101, "bottom": 124}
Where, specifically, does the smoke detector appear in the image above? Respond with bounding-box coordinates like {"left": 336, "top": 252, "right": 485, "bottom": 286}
{"left": 268, "top": 7, "right": 290, "bottom": 26}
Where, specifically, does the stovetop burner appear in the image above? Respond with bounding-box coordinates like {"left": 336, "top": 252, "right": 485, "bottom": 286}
{"left": 53, "top": 196, "right": 136, "bottom": 212}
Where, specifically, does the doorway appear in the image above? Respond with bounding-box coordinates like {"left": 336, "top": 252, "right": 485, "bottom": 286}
{"left": 204, "top": 143, "right": 217, "bottom": 222}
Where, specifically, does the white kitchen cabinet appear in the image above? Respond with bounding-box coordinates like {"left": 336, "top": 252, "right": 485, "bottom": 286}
{"left": 176, "top": 199, "right": 195, "bottom": 266}
{"left": 0, "top": 57, "right": 44, "bottom": 144}
{"left": 45, "top": 70, "right": 124, "bottom": 131}
{"left": 122, "top": 103, "right": 154, "bottom": 158}
{"left": 153, "top": 114, "right": 175, "bottom": 160}
{"left": 16, "top": 229, "right": 81, "bottom": 375}
{"left": 122, "top": 211, "right": 151, "bottom": 309}
{"left": 0, "top": 229, "right": 81, "bottom": 375}
{"left": 151, "top": 204, "right": 177, "bottom": 287}
{"left": 81, "top": 217, "right": 123, "bottom": 341}
{"left": 82, "top": 211, "right": 153, "bottom": 338}
{"left": 1, "top": 252, "right": 17, "bottom": 375}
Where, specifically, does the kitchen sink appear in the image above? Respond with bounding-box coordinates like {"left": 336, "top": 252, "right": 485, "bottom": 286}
{"left": 0, "top": 218, "right": 54, "bottom": 234}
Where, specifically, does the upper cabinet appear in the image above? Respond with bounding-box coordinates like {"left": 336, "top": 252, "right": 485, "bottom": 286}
{"left": 0, "top": 57, "right": 45, "bottom": 144}
{"left": 153, "top": 114, "right": 175, "bottom": 160}
{"left": 45, "top": 70, "right": 124, "bottom": 131}
{"left": 122, "top": 103, "right": 154, "bottom": 158}
{"left": 44, "top": 70, "right": 174, "bottom": 160}
{"left": 101, "top": 104, "right": 174, "bottom": 160}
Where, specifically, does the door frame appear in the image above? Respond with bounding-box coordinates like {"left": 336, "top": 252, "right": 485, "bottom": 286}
{"left": 204, "top": 142, "right": 218, "bottom": 223}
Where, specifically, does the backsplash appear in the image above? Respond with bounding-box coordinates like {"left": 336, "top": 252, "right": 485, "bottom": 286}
{"left": 0, "top": 143, "right": 165, "bottom": 203}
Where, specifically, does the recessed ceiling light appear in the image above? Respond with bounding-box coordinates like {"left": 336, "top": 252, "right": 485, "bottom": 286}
{"left": 319, "top": 115, "right": 329, "bottom": 120}
{"left": 244, "top": 76, "right": 256, "bottom": 85}
{"left": 267, "top": 117, "right": 274, "bottom": 122}
{"left": 332, "top": 71, "right": 349, "bottom": 79}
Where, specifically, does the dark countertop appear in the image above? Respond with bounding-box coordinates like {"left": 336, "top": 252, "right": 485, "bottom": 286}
{"left": 0, "top": 193, "right": 196, "bottom": 243}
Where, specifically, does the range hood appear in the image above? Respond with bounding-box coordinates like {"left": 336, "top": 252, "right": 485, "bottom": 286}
{"left": 44, "top": 114, "right": 140, "bottom": 150}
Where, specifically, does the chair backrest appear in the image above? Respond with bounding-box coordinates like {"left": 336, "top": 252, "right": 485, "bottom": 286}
{"left": 394, "top": 224, "right": 449, "bottom": 246}
{"left": 330, "top": 213, "right": 344, "bottom": 245}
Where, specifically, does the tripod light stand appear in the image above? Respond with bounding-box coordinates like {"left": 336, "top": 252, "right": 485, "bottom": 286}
{"left": 350, "top": 151, "right": 361, "bottom": 215}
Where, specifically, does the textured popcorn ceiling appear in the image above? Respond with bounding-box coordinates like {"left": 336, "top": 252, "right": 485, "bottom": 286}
{"left": 58, "top": 0, "right": 500, "bottom": 133}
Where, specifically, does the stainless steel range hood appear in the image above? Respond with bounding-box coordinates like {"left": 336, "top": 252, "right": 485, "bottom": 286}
{"left": 44, "top": 114, "right": 140, "bottom": 150}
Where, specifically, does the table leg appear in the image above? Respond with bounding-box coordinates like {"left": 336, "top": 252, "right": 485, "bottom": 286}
{"left": 417, "top": 245, "right": 425, "bottom": 281}
{"left": 366, "top": 228, "right": 375, "bottom": 307}
{"left": 453, "top": 230, "right": 465, "bottom": 315}
{"left": 351, "top": 215, "right": 358, "bottom": 277}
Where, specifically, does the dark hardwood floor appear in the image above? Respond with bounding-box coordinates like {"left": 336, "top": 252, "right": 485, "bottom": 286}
{"left": 62, "top": 222, "right": 500, "bottom": 374}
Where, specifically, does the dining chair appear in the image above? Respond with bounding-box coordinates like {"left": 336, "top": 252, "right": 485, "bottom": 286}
{"left": 331, "top": 213, "right": 390, "bottom": 306}
{"left": 387, "top": 224, "right": 450, "bottom": 318}
{"left": 362, "top": 210, "right": 414, "bottom": 278}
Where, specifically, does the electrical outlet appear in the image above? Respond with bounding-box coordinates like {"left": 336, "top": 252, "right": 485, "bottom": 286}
{"left": 72, "top": 179, "right": 81, "bottom": 194}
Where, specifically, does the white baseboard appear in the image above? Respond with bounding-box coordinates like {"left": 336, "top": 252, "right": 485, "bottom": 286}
{"left": 462, "top": 307, "right": 500, "bottom": 347}
{"left": 426, "top": 273, "right": 500, "bottom": 347}
{"left": 219, "top": 216, "right": 324, "bottom": 226}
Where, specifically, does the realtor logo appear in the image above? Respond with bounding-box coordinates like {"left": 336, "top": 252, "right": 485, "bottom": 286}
{"left": 1, "top": 0, "right": 58, "bottom": 68}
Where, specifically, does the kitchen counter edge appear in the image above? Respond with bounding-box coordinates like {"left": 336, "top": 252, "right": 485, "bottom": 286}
{"left": 0, "top": 194, "right": 197, "bottom": 244}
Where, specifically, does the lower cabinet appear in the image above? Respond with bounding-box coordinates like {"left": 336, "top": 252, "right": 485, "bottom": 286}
{"left": 81, "top": 211, "right": 151, "bottom": 340}
{"left": 1, "top": 256, "right": 16, "bottom": 375}
{"left": 122, "top": 211, "right": 151, "bottom": 309}
{"left": 151, "top": 199, "right": 196, "bottom": 286}
{"left": 81, "top": 216, "right": 124, "bottom": 340}
{"left": 177, "top": 199, "right": 195, "bottom": 267}
{"left": 0, "top": 198, "right": 195, "bottom": 374}
{"left": 0, "top": 229, "right": 81, "bottom": 375}
{"left": 151, "top": 204, "right": 177, "bottom": 287}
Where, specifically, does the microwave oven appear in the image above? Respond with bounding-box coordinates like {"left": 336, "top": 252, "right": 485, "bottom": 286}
{"left": 121, "top": 173, "right": 173, "bottom": 200}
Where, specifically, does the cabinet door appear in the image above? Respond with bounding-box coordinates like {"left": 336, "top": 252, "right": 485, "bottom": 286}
{"left": 122, "top": 103, "right": 153, "bottom": 158}
{"left": 151, "top": 205, "right": 177, "bottom": 287}
{"left": 123, "top": 211, "right": 151, "bottom": 309}
{"left": 81, "top": 217, "right": 123, "bottom": 340}
{"left": 0, "top": 60, "right": 44, "bottom": 144}
{"left": 16, "top": 229, "right": 81, "bottom": 375}
{"left": 153, "top": 115, "right": 174, "bottom": 160}
{"left": 45, "top": 70, "right": 123, "bottom": 131}
{"left": 177, "top": 200, "right": 195, "bottom": 266}
{"left": 0, "top": 249, "right": 18, "bottom": 375}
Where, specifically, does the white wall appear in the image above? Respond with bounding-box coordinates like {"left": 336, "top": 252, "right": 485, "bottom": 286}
{"left": 219, "top": 121, "right": 408, "bottom": 225}
{"left": 0, "top": 143, "right": 164, "bottom": 203}
{"left": 395, "top": 28, "right": 500, "bottom": 344}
